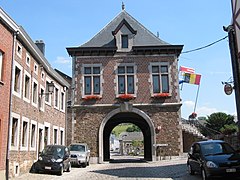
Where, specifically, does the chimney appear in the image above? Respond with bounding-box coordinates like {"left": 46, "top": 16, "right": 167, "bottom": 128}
{"left": 35, "top": 40, "right": 45, "bottom": 55}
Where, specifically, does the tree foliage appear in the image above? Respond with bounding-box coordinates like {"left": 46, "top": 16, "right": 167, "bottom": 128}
{"left": 205, "top": 112, "right": 237, "bottom": 135}
{"left": 126, "top": 124, "right": 141, "bottom": 132}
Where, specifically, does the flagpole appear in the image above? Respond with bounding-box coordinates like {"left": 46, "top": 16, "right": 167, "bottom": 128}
{"left": 193, "top": 84, "right": 200, "bottom": 113}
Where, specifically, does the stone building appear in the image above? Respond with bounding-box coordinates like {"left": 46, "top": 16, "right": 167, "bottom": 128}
{"left": 0, "top": 8, "right": 69, "bottom": 179}
{"left": 67, "top": 8, "right": 183, "bottom": 163}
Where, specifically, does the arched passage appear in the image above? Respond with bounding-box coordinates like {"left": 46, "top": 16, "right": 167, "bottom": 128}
{"left": 99, "top": 107, "right": 156, "bottom": 163}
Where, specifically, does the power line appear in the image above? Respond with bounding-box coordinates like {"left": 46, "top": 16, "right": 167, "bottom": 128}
{"left": 181, "top": 36, "right": 228, "bottom": 54}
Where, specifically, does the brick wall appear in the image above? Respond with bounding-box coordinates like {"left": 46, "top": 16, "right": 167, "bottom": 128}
{"left": 0, "top": 22, "right": 14, "bottom": 179}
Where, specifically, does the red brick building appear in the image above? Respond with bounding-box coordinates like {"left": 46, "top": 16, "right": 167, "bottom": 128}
{"left": 67, "top": 8, "right": 183, "bottom": 163}
{"left": 0, "top": 8, "right": 17, "bottom": 180}
{"left": 0, "top": 8, "right": 69, "bottom": 179}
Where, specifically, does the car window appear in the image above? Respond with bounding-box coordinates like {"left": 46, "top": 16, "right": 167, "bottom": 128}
{"left": 42, "top": 146, "right": 64, "bottom": 158}
{"left": 70, "top": 144, "right": 86, "bottom": 152}
{"left": 201, "top": 142, "right": 235, "bottom": 156}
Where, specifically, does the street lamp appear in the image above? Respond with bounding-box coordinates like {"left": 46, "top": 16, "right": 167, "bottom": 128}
{"left": 39, "top": 81, "right": 55, "bottom": 97}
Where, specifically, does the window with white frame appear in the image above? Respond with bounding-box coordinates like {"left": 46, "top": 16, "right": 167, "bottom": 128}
{"left": 34, "top": 62, "right": 38, "bottom": 75}
{"left": 30, "top": 120, "right": 37, "bottom": 150}
{"left": 21, "top": 117, "right": 29, "bottom": 151}
{"left": 32, "top": 79, "right": 38, "bottom": 107}
{"left": 54, "top": 87, "right": 59, "bottom": 108}
{"left": 44, "top": 125, "right": 50, "bottom": 147}
{"left": 45, "top": 80, "right": 51, "bottom": 105}
{"left": 83, "top": 65, "right": 102, "bottom": 96}
{"left": 16, "top": 43, "right": 22, "bottom": 58}
{"left": 23, "top": 70, "right": 31, "bottom": 102}
{"left": 53, "top": 126, "right": 58, "bottom": 145}
{"left": 38, "top": 124, "right": 44, "bottom": 152}
{"left": 121, "top": 35, "right": 128, "bottom": 48}
{"left": 117, "top": 64, "right": 135, "bottom": 94}
{"left": 26, "top": 53, "right": 30, "bottom": 67}
{"left": 151, "top": 63, "right": 170, "bottom": 94}
{"left": 39, "top": 85, "right": 45, "bottom": 111}
{"left": 13, "top": 61, "right": 23, "bottom": 98}
{"left": 60, "top": 128, "right": 64, "bottom": 145}
{"left": 60, "top": 91, "right": 65, "bottom": 111}
{"left": 0, "top": 51, "right": 3, "bottom": 82}
{"left": 10, "top": 113, "right": 20, "bottom": 150}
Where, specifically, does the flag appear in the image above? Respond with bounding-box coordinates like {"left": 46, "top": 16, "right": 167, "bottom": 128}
{"left": 184, "top": 73, "right": 201, "bottom": 85}
{"left": 179, "top": 66, "right": 195, "bottom": 74}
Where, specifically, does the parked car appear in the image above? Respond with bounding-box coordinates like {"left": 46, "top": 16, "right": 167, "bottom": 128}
{"left": 69, "top": 143, "right": 90, "bottom": 167}
{"left": 187, "top": 140, "right": 240, "bottom": 180}
{"left": 33, "top": 145, "right": 71, "bottom": 175}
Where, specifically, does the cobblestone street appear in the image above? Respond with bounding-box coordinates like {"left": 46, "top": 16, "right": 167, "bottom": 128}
{"left": 11, "top": 157, "right": 202, "bottom": 180}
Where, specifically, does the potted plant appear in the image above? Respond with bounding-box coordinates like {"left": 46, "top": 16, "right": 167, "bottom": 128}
{"left": 83, "top": 95, "right": 101, "bottom": 101}
{"left": 118, "top": 94, "right": 135, "bottom": 101}
{"left": 153, "top": 93, "right": 170, "bottom": 98}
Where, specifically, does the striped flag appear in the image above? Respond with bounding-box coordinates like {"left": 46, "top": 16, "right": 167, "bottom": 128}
{"left": 184, "top": 73, "right": 201, "bottom": 85}
{"left": 179, "top": 66, "right": 195, "bottom": 74}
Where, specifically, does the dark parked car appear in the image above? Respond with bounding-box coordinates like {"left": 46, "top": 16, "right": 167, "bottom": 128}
{"left": 187, "top": 140, "right": 240, "bottom": 180}
{"left": 33, "top": 145, "right": 71, "bottom": 175}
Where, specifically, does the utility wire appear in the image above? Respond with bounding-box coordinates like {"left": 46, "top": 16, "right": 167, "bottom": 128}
{"left": 181, "top": 36, "right": 228, "bottom": 54}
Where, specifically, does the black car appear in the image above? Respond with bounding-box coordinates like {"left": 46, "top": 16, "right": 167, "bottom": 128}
{"left": 187, "top": 140, "right": 240, "bottom": 180}
{"left": 33, "top": 145, "right": 71, "bottom": 175}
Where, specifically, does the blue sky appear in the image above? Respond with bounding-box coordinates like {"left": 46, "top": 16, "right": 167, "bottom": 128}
{"left": 0, "top": 0, "right": 236, "bottom": 119}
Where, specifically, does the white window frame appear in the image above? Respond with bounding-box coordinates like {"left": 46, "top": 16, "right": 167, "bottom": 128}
{"left": 30, "top": 120, "right": 37, "bottom": 151}
{"left": 39, "top": 85, "right": 45, "bottom": 112}
{"left": 81, "top": 64, "right": 103, "bottom": 98}
{"left": 60, "top": 89, "right": 65, "bottom": 112}
{"left": 10, "top": 112, "right": 20, "bottom": 151}
{"left": 38, "top": 123, "right": 44, "bottom": 153}
{"left": 20, "top": 116, "right": 29, "bottom": 151}
{"left": 149, "top": 62, "right": 171, "bottom": 96}
{"left": 41, "top": 71, "right": 45, "bottom": 81}
{"left": 44, "top": 122, "right": 50, "bottom": 146}
{"left": 34, "top": 62, "right": 38, "bottom": 75}
{"left": 23, "top": 70, "right": 31, "bottom": 103}
{"left": 45, "top": 77, "right": 52, "bottom": 106}
{"left": 31, "top": 78, "right": 38, "bottom": 108}
{"left": 59, "top": 127, "right": 65, "bottom": 145}
{"left": 12, "top": 61, "right": 23, "bottom": 98}
{"left": 54, "top": 84, "right": 60, "bottom": 110}
{"left": 115, "top": 63, "right": 137, "bottom": 97}
{"left": 0, "top": 51, "right": 3, "bottom": 82}
{"left": 53, "top": 126, "right": 58, "bottom": 145}
{"left": 25, "top": 52, "right": 31, "bottom": 67}
{"left": 16, "top": 42, "right": 22, "bottom": 58}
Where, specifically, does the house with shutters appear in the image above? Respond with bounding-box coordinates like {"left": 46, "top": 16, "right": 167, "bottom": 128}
{"left": 0, "top": 8, "right": 69, "bottom": 179}
{"left": 67, "top": 7, "right": 184, "bottom": 163}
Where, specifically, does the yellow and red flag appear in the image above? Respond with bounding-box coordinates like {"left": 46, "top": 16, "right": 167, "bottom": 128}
{"left": 184, "top": 73, "right": 201, "bottom": 85}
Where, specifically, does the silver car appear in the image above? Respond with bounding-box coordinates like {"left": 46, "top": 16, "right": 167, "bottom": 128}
{"left": 69, "top": 143, "right": 90, "bottom": 167}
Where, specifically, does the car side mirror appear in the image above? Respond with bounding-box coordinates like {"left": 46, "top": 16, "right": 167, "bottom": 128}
{"left": 64, "top": 154, "right": 70, "bottom": 160}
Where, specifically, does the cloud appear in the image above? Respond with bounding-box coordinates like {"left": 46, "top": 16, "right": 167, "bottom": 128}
{"left": 54, "top": 56, "right": 71, "bottom": 64}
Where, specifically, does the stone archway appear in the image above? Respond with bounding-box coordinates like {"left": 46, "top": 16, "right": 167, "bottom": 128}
{"left": 98, "top": 106, "right": 156, "bottom": 163}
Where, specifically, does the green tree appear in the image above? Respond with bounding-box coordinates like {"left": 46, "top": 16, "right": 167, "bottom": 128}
{"left": 205, "top": 112, "right": 237, "bottom": 135}
{"left": 126, "top": 124, "right": 141, "bottom": 132}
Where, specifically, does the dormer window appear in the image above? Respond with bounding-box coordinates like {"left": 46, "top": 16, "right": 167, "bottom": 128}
{"left": 121, "top": 35, "right": 128, "bottom": 48}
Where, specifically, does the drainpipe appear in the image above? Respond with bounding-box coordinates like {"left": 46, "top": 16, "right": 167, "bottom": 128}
{"left": 6, "top": 30, "right": 18, "bottom": 180}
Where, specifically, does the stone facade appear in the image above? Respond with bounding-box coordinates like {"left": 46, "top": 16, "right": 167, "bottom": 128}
{"left": 67, "top": 9, "right": 183, "bottom": 162}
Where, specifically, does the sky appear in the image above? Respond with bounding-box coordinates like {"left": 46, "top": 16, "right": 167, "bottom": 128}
{"left": 0, "top": 0, "right": 236, "bottom": 119}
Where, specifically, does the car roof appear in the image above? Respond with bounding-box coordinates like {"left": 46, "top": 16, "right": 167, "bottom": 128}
{"left": 196, "top": 140, "right": 225, "bottom": 145}
{"left": 70, "top": 143, "right": 87, "bottom": 146}
{"left": 46, "top": 145, "right": 67, "bottom": 148}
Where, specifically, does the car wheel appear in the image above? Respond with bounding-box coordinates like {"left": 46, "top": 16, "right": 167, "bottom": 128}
{"left": 187, "top": 164, "right": 194, "bottom": 175}
{"left": 67, "top": 162, "right": 71, "bottom": 172}
{"left": 58, "top": 166, "right": 64, "bottom": 176}
{"left": 87, "top": 158, "right": 90, "bottom": 166}
{"left": 201, "top": 168, "right": 210, "bottom": 180}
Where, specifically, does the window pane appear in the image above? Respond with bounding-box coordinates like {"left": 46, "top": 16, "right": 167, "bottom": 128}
{"left": 84, "top": 67, "right": 91, "bottom": 74}
{"left": 93, "top": 76, "right": 100, "bottom": 94}
{"left": 161, "top": 75, "right": 169, "bottom": 93}
{"left": 122, "top": 35, "right": 128, "bottom": 48}
{"left": 33, "top": 82, "right": 37, "bottom": 103}
{"left": 24, "top": 75, "right": 30, "bottom": 98}
{"left": 127, "top": 66, "right": 134, "bottom": 73}
{"left": 118, "top": 76, "right": 125, "bottom": 94}
{"left": 0, "top": 52, "right": 2, "bottom": 81}
{"left": 127, "top": 75, "right": 134, "bottom": 94}
{"left": 152, "top": 66, "right": 159, "bottom": 73}
{"left": 14, "top": 67, "right": 21, "bottom": 92}
{"left": 118, "top": 66, "right": 125, "bottom": 74}
{"left": 84, "top": 76, "right": 91, "bottom": 95}
{"left": 93, "top": 67, "right": 100, "bottom": 74}
{"left": 161, "top": 66, "right": 168, "bottom": 73}
{"left": 153, "top": 75, "right": 160, "bottom": 93}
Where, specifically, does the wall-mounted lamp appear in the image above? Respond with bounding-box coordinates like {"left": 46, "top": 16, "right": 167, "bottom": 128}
{"left": 39, "top": 81, "right": 55, "bottom": 97}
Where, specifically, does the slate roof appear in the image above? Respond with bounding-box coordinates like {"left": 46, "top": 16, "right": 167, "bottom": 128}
{"left": 80, "top": 10, "right": 169, "bottom": 48}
